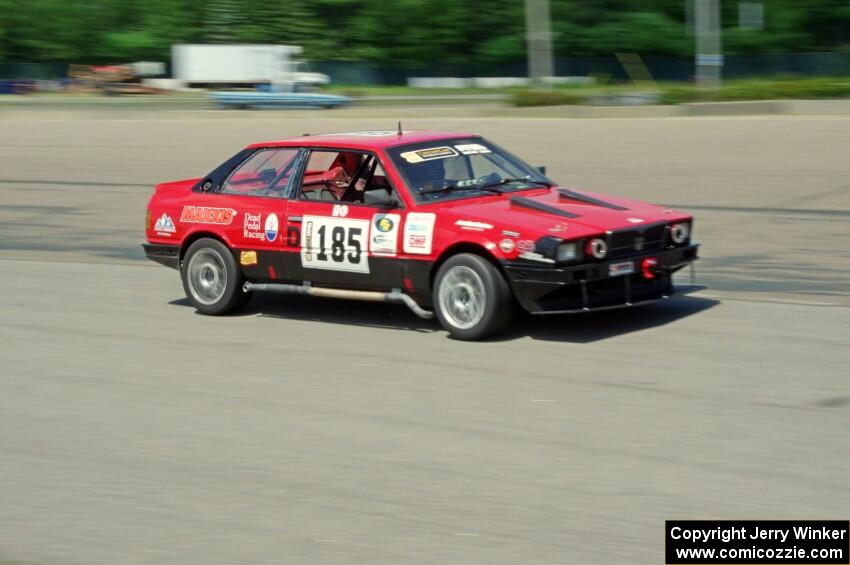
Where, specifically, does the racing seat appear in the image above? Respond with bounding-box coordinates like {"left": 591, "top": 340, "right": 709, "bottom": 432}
{"left": 364, "top": 188, "right": 392, "bottom": 206}
{"left": 301, "top": 187, "right": 338, "bottom": 201}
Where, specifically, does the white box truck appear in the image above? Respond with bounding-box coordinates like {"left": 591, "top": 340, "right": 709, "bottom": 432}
{"left": 172, "top": 44, "right": 329, "bottom": 88}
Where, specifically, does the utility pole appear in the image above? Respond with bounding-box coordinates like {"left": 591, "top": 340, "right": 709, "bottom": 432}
{"left": 694, "top": 0, "right": 723, "bottom": 89}
{"left": 524, "top": 0, "right": 554, "bottom": 88}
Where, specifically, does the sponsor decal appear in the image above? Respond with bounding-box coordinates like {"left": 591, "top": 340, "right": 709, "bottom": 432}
{"left": 304, "top": 220, "right": 314, "bottom": 261}
{"left": 243, "top": 212, "right": 264, "bottom": 241}
{"left": 403, "top": 212, "right": 436, "bottom": 254}
{"left": 375, "top": 216, "right": 394, "bottom": 233}
{"left": 400, "top": 146, "right": 458, "bottom": 164}
{"left": 370, "top": 213, "right": 400, "bottom": 256}
{"left": 286, "top": 226, "right": 300, "bottom": 247}
{"left": 627, "top": 217, "right": 644, "bottom": 223}
{"left": 499, "top": 238, "right": 516, "bottom": 253}
{"left": 548, "top": 223, "right": 567, "bottom": 233}
{"left": 609, "top": 260, "right": 635, "bottom": 277}
{"left": 180, "top": 206, "right": 237, "bottom": 225}
{"left": 264, "top": 213, "right": 279, "bottom": 242}
{"left": 240, "top": 250, "right": 258, "bottom": 266}
{"left": 300, "top": 216, "right": 370, "bottom": 274}
{"left": 332, "top": 204, "right": 349, "bottom": 218}
{"left": 519, "top": 252, "right": 555, "bottom": 264}
{"left": 154, "top": 213, "right": 176, "bottom": 236}
{"left": 516, "top": 240, "right": 535, "bottom": 254}
{"left": 501, "top": 229, "right": 520, "bottom": 237}
{"left": 454, "top": 143, "right": 491, "bottom": 155}
{"left": 455, "top": 220, "right": 493, "bottom": 231}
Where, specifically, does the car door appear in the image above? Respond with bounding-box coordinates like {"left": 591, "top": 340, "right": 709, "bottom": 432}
{"left": 280, "top": 149, "right": 407, "bottom": 290}
{"left": 192, "top": 147, "right": 300, "bottom": 280}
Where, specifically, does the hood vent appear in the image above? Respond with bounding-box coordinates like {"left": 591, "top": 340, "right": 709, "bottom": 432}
{"left": 558, "top": 188, "right": 629, "bottom": 211}
{"left": 510, "top": 196, "right": 580, "bottom": 218}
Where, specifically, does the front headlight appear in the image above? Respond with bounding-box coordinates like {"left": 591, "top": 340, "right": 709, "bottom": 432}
{"left": 670, "top": 222, "right": 690, "bottom": 244}
{"left": 556, "top": 242, "right": 579, "bottom": 262}
{"left": 586, "top": 238, "right": 608, "bottom": 259}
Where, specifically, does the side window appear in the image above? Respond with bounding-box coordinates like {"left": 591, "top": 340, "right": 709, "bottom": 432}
{"left": 296, "top": 150, "right": 399, "bottom": 207}
{"left": 360, "top": 162, "right": 397, "bottom": 207}
{"left": 220, "top": 148, "right": 298, "bottom": 197}
{"left": 304, "top": 151, "right": 339, "bottom": 174}
{"left": 298, "top": 150, "right": 365, "bottom": 202}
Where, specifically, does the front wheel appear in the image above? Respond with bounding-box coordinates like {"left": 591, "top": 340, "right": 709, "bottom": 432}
{"left": 181, "top": 238, "right": 250, "bottom": 315}
{"left": 433, "top": 253, "right": 513, "bottom": 340}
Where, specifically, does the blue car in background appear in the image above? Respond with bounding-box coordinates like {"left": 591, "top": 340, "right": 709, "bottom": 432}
{"left": 209, "top": 90, "right": 352, "bottom": 110}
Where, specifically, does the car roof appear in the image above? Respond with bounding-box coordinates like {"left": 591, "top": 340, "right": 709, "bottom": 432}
{"left": 246, "top": 130, "right": 478, "bottom": 151}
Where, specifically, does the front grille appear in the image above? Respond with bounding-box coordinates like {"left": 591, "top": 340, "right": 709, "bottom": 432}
{"left": 607, "top": 222, "right": 666, "bottom": 259}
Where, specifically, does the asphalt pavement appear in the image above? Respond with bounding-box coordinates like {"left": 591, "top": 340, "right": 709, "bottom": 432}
{"left": 1, "top": 113, "right": 848, "bottom": 565}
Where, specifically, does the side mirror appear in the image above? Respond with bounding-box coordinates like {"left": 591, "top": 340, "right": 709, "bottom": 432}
{"left": 537, "top": 165, "right": 547, "bottom": 175}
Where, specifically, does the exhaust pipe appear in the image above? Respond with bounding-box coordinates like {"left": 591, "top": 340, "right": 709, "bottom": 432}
{"left": 243, "top": 282, "right": 434, "bottom": 320}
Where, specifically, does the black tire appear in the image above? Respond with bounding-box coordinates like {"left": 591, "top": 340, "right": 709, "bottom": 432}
{"left": 181, "top": 238, "right": 250, "bottom": 315}
{"left": 433, "top": 253, "right": 513, "bottom": 340}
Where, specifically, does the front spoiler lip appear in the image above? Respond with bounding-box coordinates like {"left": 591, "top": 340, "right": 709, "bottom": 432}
{"left": 503, "top": 243, "right": 700, "bottom": 313}
{"left": 528, "top": 283, "right": 704, "bottom": 315}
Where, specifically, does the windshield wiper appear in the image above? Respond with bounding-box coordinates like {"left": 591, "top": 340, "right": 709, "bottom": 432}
{"left": 418, "top": 175, "right": 549, "bottom": 196}
{"left": 419, "top": 183, "right": 503, "bottom": 196}
{"left": 483, "top": 176, "right": 552, "bottom": 189}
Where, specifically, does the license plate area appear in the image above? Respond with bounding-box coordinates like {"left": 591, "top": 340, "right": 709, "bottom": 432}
{"left": 608, "top": 260, "right": 635, "bottom": 277}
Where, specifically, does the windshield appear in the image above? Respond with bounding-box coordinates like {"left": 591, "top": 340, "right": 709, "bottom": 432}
{"left": 387, "top": 138, "right": 551, "bottom": 203}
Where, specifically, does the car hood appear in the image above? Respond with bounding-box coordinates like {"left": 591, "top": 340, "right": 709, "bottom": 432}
{"left": 440, "top": 187, "right": 691, "bottom": 239}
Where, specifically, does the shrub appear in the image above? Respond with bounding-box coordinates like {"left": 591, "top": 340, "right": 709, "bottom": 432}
{"left": 511, "top": 89, "right": 587, "bottom": 107}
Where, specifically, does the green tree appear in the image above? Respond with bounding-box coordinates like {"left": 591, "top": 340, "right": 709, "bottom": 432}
{"left": 0, "top": 0, "right": 848, "bottom": 68}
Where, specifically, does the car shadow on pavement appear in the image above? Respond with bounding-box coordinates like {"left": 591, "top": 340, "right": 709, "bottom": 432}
{"left": 172, "top": 293, "right": 440, "bottom": 334}
{"left": 169, "top": 289, "right": 719, "bottom": 343}
{"left": 500, "top": 294, "right": 719, "bottom": 343}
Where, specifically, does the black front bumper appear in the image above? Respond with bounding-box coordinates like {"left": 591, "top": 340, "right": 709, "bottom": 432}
{"left": 504, "top": 244, "right": 699, "bottom": 314}
{"left": 142, "top": 243, "right": 180, "bottom": 269}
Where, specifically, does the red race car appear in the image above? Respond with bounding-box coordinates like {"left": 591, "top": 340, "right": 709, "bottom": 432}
{"left": 143, "top": 130, "right": 698, "bottom": 340}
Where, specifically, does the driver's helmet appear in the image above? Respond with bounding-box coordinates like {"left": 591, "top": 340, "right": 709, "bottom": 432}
{"left": 332, "top": 152, "right": 361, "bottom": 177}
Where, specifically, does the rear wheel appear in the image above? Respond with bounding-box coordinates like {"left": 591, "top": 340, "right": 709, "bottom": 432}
{"left": 181, "top": 238, "right": 250, "bottom": 315}
{"left": 433, "top": 253, "right": 512, "bottom": 340}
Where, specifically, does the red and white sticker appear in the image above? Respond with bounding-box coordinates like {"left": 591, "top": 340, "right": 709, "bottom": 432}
{"left": 243, "top": 212, "right": 264, "bottom": 241}
{"left": 154, "top": 213, "right": 176, "bottom": 236}
{"left": 455, "top": 220, "right": 493, "bottom": 231}
{"left": 403, "top": 213, "right": 436, "bottom": 254}
{"left": 516, "top": 240, "right": 535, "bottom": 254}
{"left": 180, "top": 206, "right": 237, "bottom": 225}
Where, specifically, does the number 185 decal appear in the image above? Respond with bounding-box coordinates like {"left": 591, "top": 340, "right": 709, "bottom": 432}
{"left": 301, "top": 216, "right": 370, "bottom": 274}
